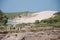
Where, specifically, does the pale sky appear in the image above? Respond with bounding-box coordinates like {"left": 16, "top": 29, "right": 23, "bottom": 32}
{"left": 0, "top": 0, "right": 60, "bottom": 12}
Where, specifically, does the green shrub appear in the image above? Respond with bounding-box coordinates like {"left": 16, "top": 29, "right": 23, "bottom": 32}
{"left": 30, "top": 29, "right": 36, "bottom": 32}
{"left": 0, "top": 26, "right": 4, "bottom": 30}
{"left": 54, "top": 25, "right": 60, "bottom": 28}
{"left": 0, "top": 10, "right": 8, "bottom": 25}
{"left": 35, "top": 20, "right": 40, "bottom": 24}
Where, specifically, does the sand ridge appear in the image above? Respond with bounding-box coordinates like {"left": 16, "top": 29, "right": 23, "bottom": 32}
{"left": 12, "top": 11, "right": 58, "bottom": 23}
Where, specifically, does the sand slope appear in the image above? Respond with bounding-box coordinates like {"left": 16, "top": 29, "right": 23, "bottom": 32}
{"left": 12, "top": 11, "right": 58, "bottom": 23}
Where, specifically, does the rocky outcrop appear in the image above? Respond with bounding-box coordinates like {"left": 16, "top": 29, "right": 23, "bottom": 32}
{"left": 0, "top": 32, "right": 8, "bottom": 40}
{"left": 1, "top": 30, "right": 60, "bottom": 40}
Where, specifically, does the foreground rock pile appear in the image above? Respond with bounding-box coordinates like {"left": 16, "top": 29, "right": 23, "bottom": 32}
{"left": 25, "top": 31, "right": 60, "bottom": 40}
{"left": 0, "top": 34, "right": 6, "bottom": 40}
{"left": 0, "top": 31, "right": 8, "bottom": 40}
{"left": 1, "top": 30, "right": 60, "bottom": 40}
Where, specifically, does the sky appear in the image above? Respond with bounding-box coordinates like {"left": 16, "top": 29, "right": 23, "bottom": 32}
{"left": 0, "top": 0, "right": 60, "bottom": 12}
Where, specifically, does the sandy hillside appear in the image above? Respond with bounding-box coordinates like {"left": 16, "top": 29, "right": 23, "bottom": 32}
{"left": 12, "top": 11, "right": 58, "bottom": 23}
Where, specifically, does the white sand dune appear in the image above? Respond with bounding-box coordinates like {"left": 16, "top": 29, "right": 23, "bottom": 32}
{"left": 12, "top": 11, "right": 58, "bottom": 23}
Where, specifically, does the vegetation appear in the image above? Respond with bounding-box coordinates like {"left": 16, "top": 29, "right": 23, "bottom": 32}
{"left": 30, "top": 29, "right": 36, "bottom": 32}
{"left": 41, "top": 11, "right": 60, "bottom": 28}
{"left": 14, "top": 11, "right": 60, "bottom": 32}
{"left": 54, "top": 12, "right": 60, "bottom": 15}
{"left": 0, "top": 26, "right": 4, "bottom": 30}
{"left": 0, "top": 11, "right": 60, "bottom": 32}
{"left": 5, "top": 12, "right": 34, "bottom": 19}
{"left": 0, "top": 10, "right": 8, "bottom": 25}
{"left": 34, "top": 20, "right": 40, "bottom": 24}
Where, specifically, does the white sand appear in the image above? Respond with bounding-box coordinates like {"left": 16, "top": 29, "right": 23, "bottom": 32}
{"left": 12, "top": 11, "right": 58, "bottom": 23}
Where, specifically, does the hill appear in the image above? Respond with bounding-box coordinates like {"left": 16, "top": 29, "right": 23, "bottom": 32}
{"left": 41, "top": 11, "right": 60, "bottom": 28}
{"left": 5, "top": 12, "right": 34, "bottom": 19}
{"left": 10, "top": 11, "right": 58, "bottom": 23}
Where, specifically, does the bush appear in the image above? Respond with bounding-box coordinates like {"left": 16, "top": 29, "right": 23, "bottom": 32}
{"left": 55, "top": 25, "right": 60, "bottom": 28}
{"left": 35, "top": 20, "right": 40, "bottom": 24}
{"left": 0, "top": 26, "right": 4, "bottom": 30}
{"left": 30, "top": 29, "right": 36, "bottom": 32}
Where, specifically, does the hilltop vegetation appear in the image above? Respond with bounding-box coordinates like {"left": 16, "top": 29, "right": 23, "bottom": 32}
{"left": 54, "top": 12, "right": 60, "bottom": 15}
{"left": 5, "top": 12, "right": 34, "bottom": 19}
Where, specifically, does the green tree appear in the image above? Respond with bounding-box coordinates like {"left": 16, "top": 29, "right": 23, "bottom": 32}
{"left": 0, "top": 10, "right": 8, "bottom": 25}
